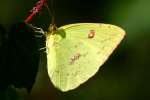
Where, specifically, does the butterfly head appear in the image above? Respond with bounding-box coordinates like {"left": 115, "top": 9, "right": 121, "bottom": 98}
{"left": 47, "top": 23, "right": 57, "bottom": 35}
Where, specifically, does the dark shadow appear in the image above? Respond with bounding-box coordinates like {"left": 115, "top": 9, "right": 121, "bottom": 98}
{"left": 0, "top": 22, "right": 42, "bottom": 93}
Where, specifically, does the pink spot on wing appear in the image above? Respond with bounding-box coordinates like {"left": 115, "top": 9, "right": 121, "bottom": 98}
{"left": 88, "top": 30, "right": 95, "bottom": 39}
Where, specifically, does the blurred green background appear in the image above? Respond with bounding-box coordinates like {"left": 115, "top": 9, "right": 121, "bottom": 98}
{"left": 0, "top": 0, "right": 150, "bottom": 100}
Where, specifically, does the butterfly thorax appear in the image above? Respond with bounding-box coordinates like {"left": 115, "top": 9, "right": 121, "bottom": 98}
{"left": 46, "top": 24, "right": 57, "bottom": 54}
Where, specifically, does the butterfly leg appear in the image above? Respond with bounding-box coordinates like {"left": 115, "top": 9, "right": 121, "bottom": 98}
{"left": 39, "top": 47, "right": 46, "bottom": 51}
{"left": 38, "top": 47, "right": 48, "bottom": 54}
{"left": 29, "top": 24, "right": 45, "bottom": 37}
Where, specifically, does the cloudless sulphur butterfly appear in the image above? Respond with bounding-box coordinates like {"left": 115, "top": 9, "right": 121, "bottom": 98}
{"left": 45, "top": 23, "right": 125, "bottom": 92}
{"left": 24, "top": 0, "right": 126, "bottom": 93}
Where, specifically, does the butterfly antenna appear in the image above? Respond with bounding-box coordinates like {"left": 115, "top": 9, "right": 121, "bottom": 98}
{"left": 45, "top": 0, "right": 57, "bottom": 32}
{"left": 46, "top": 0, "right": 56, "bottom": 25}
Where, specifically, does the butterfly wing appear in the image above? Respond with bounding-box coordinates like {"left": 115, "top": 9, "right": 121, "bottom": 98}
{"left": 46, "top": 23, "right": 125, "bottom": 91}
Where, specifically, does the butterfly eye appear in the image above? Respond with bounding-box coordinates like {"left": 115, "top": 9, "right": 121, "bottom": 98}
{"left": 88, "top": 30, "right": 95, "bottom": 38}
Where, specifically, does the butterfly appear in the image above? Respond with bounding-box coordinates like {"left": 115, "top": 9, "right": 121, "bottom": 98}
{"left": 45, "top": 23, "right": 125, "bottom": 92}
{"left": 25, "top": 0, "right": 125, "bottom": 92}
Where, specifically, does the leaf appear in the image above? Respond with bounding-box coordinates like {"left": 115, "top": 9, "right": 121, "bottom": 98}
{"left": 46, "top": 23, "right": 125, "bottom": 92}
